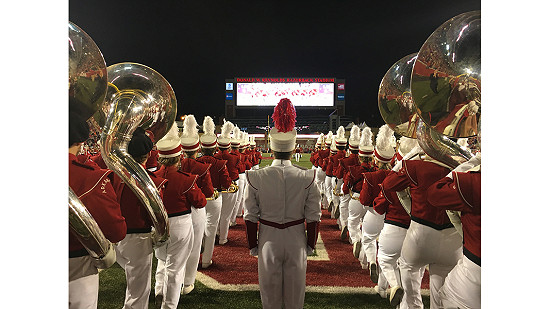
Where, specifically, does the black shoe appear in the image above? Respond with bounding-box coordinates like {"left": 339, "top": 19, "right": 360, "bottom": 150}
{"left": 340, "top": 226, "right": 348, "bottom": 242}
{"left": 369, "top": 262, "right": 379, "bottom": 283}
{"left": 389, "top": 286, "right": 404, "bottom": 306}
{"left": 154, "top": 294, "right": 163, "bottom": 309}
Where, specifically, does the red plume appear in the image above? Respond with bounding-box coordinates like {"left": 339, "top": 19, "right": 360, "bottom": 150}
{"left": 271, "top": 98, "right": 296, "bottom": 133}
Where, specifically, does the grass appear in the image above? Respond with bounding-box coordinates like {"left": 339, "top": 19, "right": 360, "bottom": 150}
{"left": 97, "top": 152, "right": 431, "bottom": 308}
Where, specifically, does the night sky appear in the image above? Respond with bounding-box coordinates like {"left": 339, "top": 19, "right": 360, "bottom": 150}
{"left": 69, "top": 0, "right": 481, "bottom": 128}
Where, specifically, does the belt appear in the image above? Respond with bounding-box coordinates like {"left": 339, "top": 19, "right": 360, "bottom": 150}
{"left": 259, "top": 218, "right": 305, "bottom": 229}
{"left": 168, "top": 210, "right": 191, "bottom": 218}
{"left": 127, "top": 227, "right": 152, "bottom": 234}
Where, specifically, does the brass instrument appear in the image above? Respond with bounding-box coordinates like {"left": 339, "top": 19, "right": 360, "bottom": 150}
{"left": 69, "top": 187, "right": 115, "bottom": 269}
{"left": 98, "top": 63, "right": 177, "bottom": 247}
{"left": 220, "top": 182, "right": 239, "bottom": 194}
{"left": 206, "top": 190, "right": 220, "bottom": 201}
{"left": 411, "top": 11, "right": 481, "bottom": 237}
{"left": 411, "top": 11, "right": 481, "bottom": 138}
{"left": 68, "top": 22, "right": 113, "bottom": 261}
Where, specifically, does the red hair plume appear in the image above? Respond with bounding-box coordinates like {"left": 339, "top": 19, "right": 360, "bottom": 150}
{"left": 271, "top": 98, "right": 296, "bottom": 133}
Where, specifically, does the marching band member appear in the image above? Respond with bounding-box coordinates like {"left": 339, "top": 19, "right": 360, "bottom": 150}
{"left": 359, "top": 124, "right": 395, "bottom": 286}
{"left": 336, "top": 125, "right": 361, "bottom": 242}
{"left": 214, "top": 121, "right": 240, "bottom": 245}
{"left": 197, "top": 116, "right": 232, "bottom": 269}
{"left": 230, "top": 126, "right": 246, "bottom": 225}
{"left": 112, "top": 127, "right": 167, "bottom": 309}
{"left": 294, "top": 144, "right": 302, "bottom": 162}
{"left": 373, "top": 136, "right": 419, "bottom": 307}
{"left": 326, "top": 127, "right": 347, "bottom": 225}
{"left": 381, "top": 144, "right": 462, "bottom": 309}
{"left": 178, "top": 115, "right": 215, "bottom": 295}
{"left": 69, "top": 112, "right": 127, "bottom": 309}
{"left": 243, "top": 98, "right": 321, "bottom": 309}
{"left": 344, "top": 126, "right": 374, "bottom": 258}
{"left": 249, "top": 135, "right": 261, "bottom": 169}
{"left": 319, "top": 131, "right": 333, "bottom": 211}
{"left": 153, "top": 122, "right": 207, "bottom": 309}
{"left": 312, "top": 133, "right": 328, "bottom": 209}
{"left": 427, "top": 153, "right": 481, "bottom": 309}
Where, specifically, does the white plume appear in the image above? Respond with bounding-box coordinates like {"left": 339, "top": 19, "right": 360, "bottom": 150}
{"left": 220, "top": 121, "right": 234, "bottom": 138}
{"left": 336, "top": 126, "right": 345, "bottom": 140}
{"left": 202, "top": 116, "right": 216, "bottom": 136}
{"left": 325, "top": 131, "right": 333, "bottom": 141}
{"left": 375, "top": 124, "right": 394, "bottom": 151}
{"left": 250, "top": 135, "right": 255, "bottom": 143}
{"left": 162, "top": 122, "right": 180, "bottom": 141}
{"left": 349, "top": 125, "right": 361, "bottom": 142}
{"left": 233, "top": 125, "right": 241, "bottom": 139}
{"left": 181, "top": 114, "right": 198, "bottom": 138}
{"left": 360, "top": 126, "right": 373, "bottom": 147}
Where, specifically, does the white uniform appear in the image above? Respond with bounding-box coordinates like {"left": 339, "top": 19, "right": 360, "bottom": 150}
{"left": 244, "top": 159, "right": 321, "bottom": 309}
{"left": 183, "top": 207, "right": 206, "bottom": 288}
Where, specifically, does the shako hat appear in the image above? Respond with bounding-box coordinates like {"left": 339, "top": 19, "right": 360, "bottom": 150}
{"left": 157, "top": 122, "right": 182, "bottom": 158}
{"left": 200, "top": 116, "right": 217, "bottom": 149}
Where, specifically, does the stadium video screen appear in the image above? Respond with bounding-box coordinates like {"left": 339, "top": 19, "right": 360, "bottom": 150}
{"left": 235, "top": 78, "right": 335, "bottom": 107}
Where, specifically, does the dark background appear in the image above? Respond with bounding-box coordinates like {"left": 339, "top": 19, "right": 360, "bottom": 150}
{"left": 69, "top": 0, "right": 481, "bottom": 128}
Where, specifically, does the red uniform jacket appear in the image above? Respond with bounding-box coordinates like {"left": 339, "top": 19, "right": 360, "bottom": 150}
{"left": 180, "top": 158, "right": 215, "bottom": 198}
{"left": 240, "top": 150, "right": 253, "bottom": 170}
{"left": 381, "top": 160, "right": 453, "bottom": 230}
{"left": 310, "top": 150, "right": 318, "bottom": 166}
{"left": 253, "top": 149, "right": 262, "bottom": 165}
{"left": 343, "top": 162, "right": 376, "bottom": 195}
{"left": 154, "top": 165, "right": 207, "bottom": 215}
{"left": 316, "top": 149, "right": 330, "bottom": 169}
{"left": 337, "top": 153, "right": 359, "bottom": 180}
{"left": 230, "top": 149, "right": 246, "bottom": 173}
{"left": 112, "top": 169, "right": 167, "bottom": 233}
{"left": 326, "top": 150, "right": 346, "bottom": 177}
{"left": 374, "top": 189, "right": 411, "bottom": 229}
{"left": 69, "top": 153, "right": 127, "bottom": 257}
{"left": 197, "top": 155, "right": 232, "bottom": 190}
{"left": 360, "top": 169, "right": 389, "bottom": 206}
{"left": 427, "top": 171, "right": 481, "bottom": 265}
{"left": 214, "top": 149, "right": 240, "bottom": 181}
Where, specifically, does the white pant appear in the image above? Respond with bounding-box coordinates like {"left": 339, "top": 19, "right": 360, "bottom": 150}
{"left": 154, "top": 214, "right": 194, "bottom": 309}
{"left": 399, "top": 221, "right": 462, "bottom": 309}
{"left": 218, "top": 191, "right": 238, "bottom": 243}
{"left": 315, "top": 168, "right": 327, "bottom": 208}
{"left": 258, "top": 223, "right": 307, "bottom": 309}
{"left": 202, "top": 197, "right": 222, "bottom": 265}
{"left": 324, "top": 176, "right": 333, "bottom": 205}
{"left": 69, "top": 274, "right": 99, "bottom": 309}
{"left": 377, "top": 223, "right": 407, "bottom": 288}
{"left": 115, "top": 233, "right": 153, "bottom": 309}
{"left": 331, "top": 177, "right": 341, "bottom": 208}
{"left": 184, "top": 207, "right": 206, "bottom": 286}
{"left": 361, "top": 207, "right": 385, "bottom": 263}
{"left": 338, "top": 182, "right": 350, "bottom": 229}
{"left": 231, "top": 173, "right": 246, "bottom": 222}
{"left": 294, "top": 153, "right": 301, "bottom": 162}
{"left": 439, "top": 255, "right": 481, "bottom": 309}
{"left": 347, "top": 196, "right": 367, "bottom": 244}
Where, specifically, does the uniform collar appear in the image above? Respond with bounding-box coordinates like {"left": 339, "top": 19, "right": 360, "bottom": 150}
{"left": 271, "top": 159, "right": 292, "bottom": 167}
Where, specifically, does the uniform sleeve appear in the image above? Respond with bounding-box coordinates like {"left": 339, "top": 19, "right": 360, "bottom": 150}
{"left": 342, "top": 171, "right": 351, "bottom": 195}
{"left": 426, "top": 173, "right": 469, "bottom": 212}
{"left": 380, "top": 168, "right": 411, "bottom": 193}
{"left": 187, "top": 182, "right": 207, "bottom": 208}
{"left": 200, "top": 171, "right": 215, "bottom": 198}
{"left": 373, "top": 190, "right": 389, "bottom": 215}
{"left": 219, "top": 163, "right": 232, "bottom": 189}
{"left": 243, "top": 171, "right": 260, "bottom": 223}
{"left": 359, "top": 172, "right": 381, "bottom": 206}
{"left": 304, "top": 170, "right": 322, "bottom": 223}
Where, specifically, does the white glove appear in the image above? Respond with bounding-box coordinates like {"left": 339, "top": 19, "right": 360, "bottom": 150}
{"left": 307, "top": 246, "right": 315, "bottom": 256}
{"left": 249, "top": 247, "right": 258, "bottom": 257}
{"left": 92, "top": 244, "right": 116, "bottom": 269}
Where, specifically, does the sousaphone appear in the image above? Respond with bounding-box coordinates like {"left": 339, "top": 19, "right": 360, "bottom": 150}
{"left": 68, "top": 21, "right": 113, "bottom": 266}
